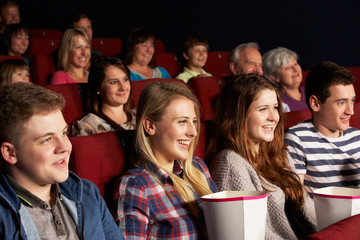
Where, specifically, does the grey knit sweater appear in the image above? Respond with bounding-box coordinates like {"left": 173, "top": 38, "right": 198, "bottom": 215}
{"left": 210, "top": 149, "right": 317, "bottom": 240}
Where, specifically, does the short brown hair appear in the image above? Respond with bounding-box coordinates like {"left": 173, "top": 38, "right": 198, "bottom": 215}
{"left": 0, "top": 83, "right": 65, "bottom": 145}
{"left": 182, "top": 35, "right": 209, "bottom": 56}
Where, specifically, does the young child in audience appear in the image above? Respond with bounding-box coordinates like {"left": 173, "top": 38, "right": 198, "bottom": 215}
{"left": 285, "top": 61, "right": 360, "bottom": 194}
{"left": 0, "top": 58, "right": 30, "bottom": 86}
{"left": 176, "top": 35, "right": 212, "bottom": 83}
{"left": 123, "top": 27, "right": 170, "bottom": 81}
{"left": 72, "top": 56, "right": 136, "bottom": 136}
{"left": 0, "top": 83, "right": 125, "bottom": 239}
{"left": 50, "top": 28, "right": 91, "bottom": 84}
{"left": 115, "top": 82, "right": 217, "bottom": 239}
{"left": 207, "top": 74, "right": 316, "bottom": 239}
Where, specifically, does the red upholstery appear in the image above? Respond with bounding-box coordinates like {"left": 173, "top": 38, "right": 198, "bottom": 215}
{"left": 346, "top": 67, "right": 360, "bottom": 98}
{"left": 28, "top": 29, "right": 62, "bottom": 39}
{"left": 29, "top": 38, "right": 59, "bottom": 56}
{"left": 301, "top": 70, "right": 309, "bottom": 86}
{"left": 30, "top": 55, "right": 56, "bottom": 85}
{"left": 131, "top": 78, "right": 187, "bottom": 108}
{"left": 92, "top": 38, "right": 122, "bottom": 56}
{"left": 284, "top": 109, "right": 312, "bottom": 129}
{"left": 69, "top": 131, "right": 125, "bottom": 205}
{"left": 303, "top": 214, "right": 360, "bottom": 240}
{"left": 0, "top": 55, "right": 25, "bottom": 62}
{"left": 350, "top": 101, "right": 360, "bottom": 129}
{"left": 154, "top": 52, "right": 181, "bottom": 78}
{"left": 45, "top": 84, "right": 84, "bottom": 126}
{"left": 187, "top": 76, "right": 224, "bottom": 121}
{"left": 155, "top": 39, "right": 166, "bottom": 53}
{"left": 203, "top": 51, "right": 230, "bottom": 77}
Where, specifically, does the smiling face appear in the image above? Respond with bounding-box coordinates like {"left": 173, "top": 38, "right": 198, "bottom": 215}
{"left": 9, "top": 30, "right": 28, "bottom": 56}
{"left": 73, "top": 17, "right": 93, "bottom": 40}
{"left": 5, "top": 109, "right": 72, "bottom": 191}
{"left": 11, "top": 69, "right": 30, "bottom": 83}
{"left": 69, "top": 36, "right": 90, "bottom": 69}
{"left": 236, "top": 47, "right": 263, "bottom": 75}
{"left": 275, "top": 57, "right": 302, "bottom": 89}
{"left": 1, "top": 5, "right": 20, "bottom": 26}
{"left": 132, "top": 38, "right": 154, "bottom": 66}
{"left": 100, "top": 65, "right": 131, "bottom": 107}
{"left": 312, "top": 84, "right": 356, "bottom": 138}
{"left": 184, "top": 44, "right": 208, "bottom": 72}
{"left": 246, "top": 89, "right": 279, "bottom": 151}
{"left": 147, "top": 97, "right": 198, "bottom": 170}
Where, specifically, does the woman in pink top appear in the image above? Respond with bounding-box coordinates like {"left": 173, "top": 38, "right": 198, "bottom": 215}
{"left": 50, "top": 28, "right": 91, "bottom": 85}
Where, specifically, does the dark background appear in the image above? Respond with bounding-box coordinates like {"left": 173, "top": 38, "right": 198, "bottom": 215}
{"left": 18, "top": 0, "right": 360, "bottom": 70}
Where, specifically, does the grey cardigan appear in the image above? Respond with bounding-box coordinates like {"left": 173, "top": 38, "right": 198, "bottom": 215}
{"left": 210, "top": 149, "right": 317, "bottom": 240}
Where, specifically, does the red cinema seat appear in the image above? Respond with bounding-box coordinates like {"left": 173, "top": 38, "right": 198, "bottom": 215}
{"left": 203, "top": 51, "right": 230, "bottom": 77}
{"left": 187, "top": 76, "right": 224, "bottom": 121}
{"left": 30, "top": 55, "right": 56, "bottom": 85}
{"left": 301, "top": 70, "right": 309, "bottom": 86}
{"left": 0, "top": 55, "right": 25, "bottom": 62}
{"left": 303, "top": 214, "right": 360, "bottom": 240}
{"left": 155, "top": 39, "right": 166, "bottom": 53}
{"left": 154, "top": 52, "right": 181, "bottom": 78}
{"left": 69, "top": 131, "right": 126, "bottom": 208}
{"left": 350, "top": 101, "right": 360, "bottom": 129}
{"left": 92, "top": 38, "right": 122, "bottom": 56}
{"left": 131, "top": 78, "right": 187, "bottom": 108}
{"left": 29, "top": 38, "right": 59, "bottom": 56}
{"left": 28, "top": 29, "right": 62, "bottom": 39}
{"left": 346, "top": 67, "right": 360, "bottom": 98}
{"left": 193, "top": 120, "right": 210, "bottom": 161}
{"left": 45, "top": 83, "right": 84, "bottom": 126}
{"left": 284, "top": 109, "right": 312, "bottom": 129}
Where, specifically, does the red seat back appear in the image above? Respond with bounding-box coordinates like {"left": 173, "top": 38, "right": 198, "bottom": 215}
{"left": 131, "top": 78, "right": 187, "bottom": 108}
{"left": 284, "top": 109, "right": 312, "bottom": 129}
{"left": 155, "top": 39, "right": 166, "bottom": 53}
{"left": 154, "top": 52, "right": 181, "bottom": 78}
{"left": 92, "top": 38, "right": 122, "bottom": 56}
{"left": 69, "top": 131, "right": 126, "bottom": 207}
{"left": 203, "top": 51, "right": 230, "bottom": 77}
{"left": 29, "top": 38, "right": 59, "bottom": 56}
{"left": 28, "top": 29, "right": 62, "bottom": 39}
{"left": 187, "top": 76, "right": 224, "bottom": 121}
{"left": 45, "top": 83, "right": 84, "bottom": 126}
{"left": 30, "top": 55, "right": 56, "bottom": 85}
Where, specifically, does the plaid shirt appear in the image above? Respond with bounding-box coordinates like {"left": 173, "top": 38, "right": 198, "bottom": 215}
{"left": 115, "top": 157, "right": 217, "bottom": 239}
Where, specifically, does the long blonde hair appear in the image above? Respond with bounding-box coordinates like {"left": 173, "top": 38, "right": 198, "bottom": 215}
{"left": 136, "top": 82, "right": 213, "bottom": 216}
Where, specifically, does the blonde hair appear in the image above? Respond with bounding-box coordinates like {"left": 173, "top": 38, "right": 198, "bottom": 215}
{"left": 58, "top": 28, "right": 91, "bottom": 72}
{"left": 136, "top": 82, "right": 213, "bottom": 216}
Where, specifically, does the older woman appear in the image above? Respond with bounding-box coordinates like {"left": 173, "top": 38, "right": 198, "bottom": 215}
{"left": 49, "top": 28, "right": 91, "bottom": 84}
{"left": 123, "top": 27, "right": 170, "bottom": 81}
{"left": 72, "top": 56, "right": 135, "bottom": 136}
{"left": 263, "top": 47, "right": 307, "bottom": 112}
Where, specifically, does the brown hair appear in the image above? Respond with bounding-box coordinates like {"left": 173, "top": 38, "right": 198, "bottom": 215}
{"left": 86, "top": 56, "right": 133, "bottom": 130}
{"left": 0, "top": 58, "right": 29, "bottom": 86}
{"left": 0, "top": 82, "right": 65, "bottom": 146}
{"left": 207, "top": 73, "right": 305, "bottom": 210}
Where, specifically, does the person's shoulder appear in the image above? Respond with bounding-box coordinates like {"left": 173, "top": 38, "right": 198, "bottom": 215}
{"left": 212, "top": 149, "right": 247, "bottom": 167}
{"left": 286, "top": 119, "right": 314, "bottom": 135}
{"left": 49, "top": 71, "right": 74, "bottom": 84}
{"left": 120, "top": 167, "right": 152, "bottom": 186}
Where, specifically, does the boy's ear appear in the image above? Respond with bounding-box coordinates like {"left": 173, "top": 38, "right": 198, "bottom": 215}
{"left": 1, "top": 142, "right": 17, "bottom": 165}
{"left": 182, "top": 52, "right": 189, "bottom": 61}
{"left": 142, "top": 117, "right": 156, "bottom": 136}
{"left": 309, "top": 95, "right": 321, "bottom": 112}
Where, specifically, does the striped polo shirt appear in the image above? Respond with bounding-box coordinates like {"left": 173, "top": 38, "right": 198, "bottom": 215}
{"left": 285, "top": 120, "right": 360, "bottom": 193}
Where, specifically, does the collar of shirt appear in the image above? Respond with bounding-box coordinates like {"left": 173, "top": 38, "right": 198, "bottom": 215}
{"left": 183, "top": 67, "right": 207, "bottom": 77}
{"left": 6, "top": 174, "right": 61, "bottom": 208}
{"left": 143, "top": 160, "right": 184, "bottom": 185}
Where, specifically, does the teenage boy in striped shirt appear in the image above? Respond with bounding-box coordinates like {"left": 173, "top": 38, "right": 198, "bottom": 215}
{"left": 285, "top": 61, "right": 360, "bottom": 194}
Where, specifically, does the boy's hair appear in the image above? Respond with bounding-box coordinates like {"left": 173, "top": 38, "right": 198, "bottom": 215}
{"left": 182, "top": 35, "right": 209, "bottom": 56}
{"left": 0, "top": 58, "right": 29, "bottom": 86}
{"left": 305, "top": 61, "right": 355, "bottom": 109}
{"left": 0, "top": 83, "right": 65, "bottom": 145}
